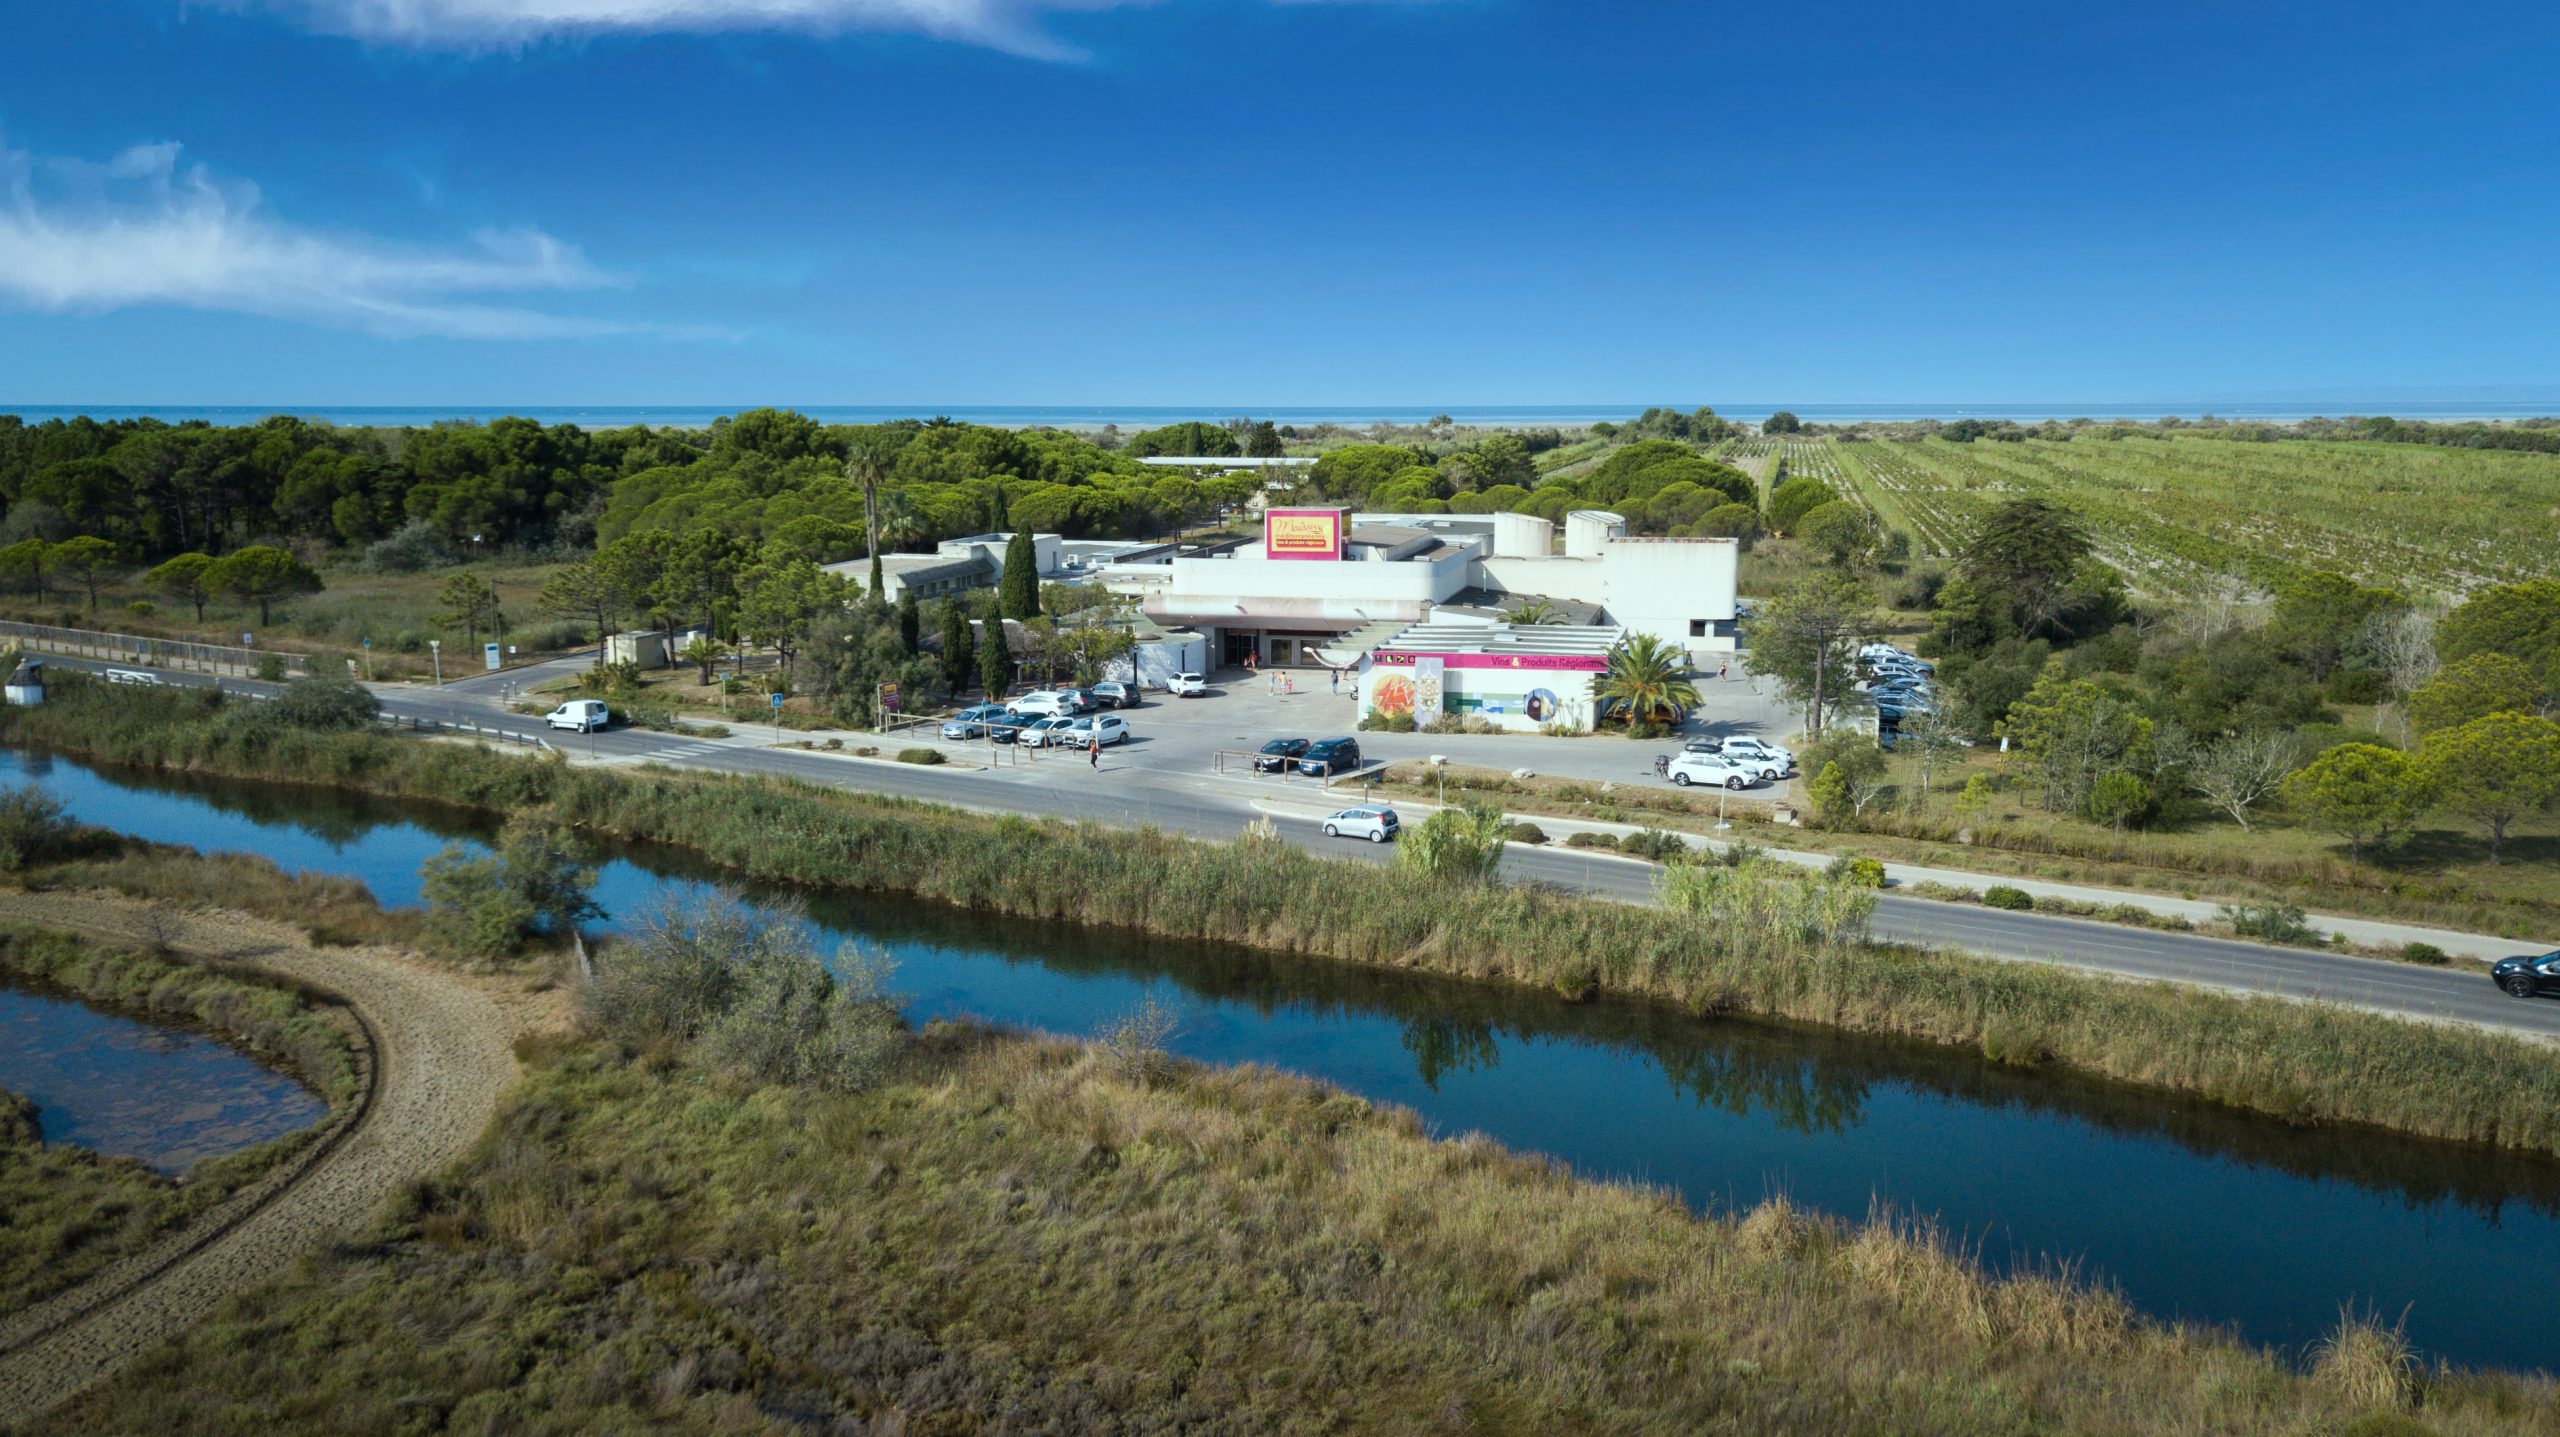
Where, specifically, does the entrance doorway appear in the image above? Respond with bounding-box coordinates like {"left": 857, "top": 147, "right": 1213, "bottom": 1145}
{"left": 1222, "top": 630, "right": 1259, "bottom": 667}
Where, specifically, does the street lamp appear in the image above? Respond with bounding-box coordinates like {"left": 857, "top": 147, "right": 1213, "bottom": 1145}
{"left": 429, "top": 639, "right": 442, "bottom": 686}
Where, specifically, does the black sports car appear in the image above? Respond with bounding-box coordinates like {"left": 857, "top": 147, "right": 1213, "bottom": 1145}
{"left": 2492, "top": 950, "right": 2560, "bottom": 1000}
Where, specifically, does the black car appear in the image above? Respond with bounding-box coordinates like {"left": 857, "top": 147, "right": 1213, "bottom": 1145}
{"left": 1091, "top": 681, "right": 1137, "bottom": 709}
{"left": 1253, "top": 737, "right": 1311, "bottom": 773}
{"left": 2492, "top": 950, "right": 2560, "bottom": 1000}
{"left": 1296, "top": 737, "right": 1363, "bottom": 778}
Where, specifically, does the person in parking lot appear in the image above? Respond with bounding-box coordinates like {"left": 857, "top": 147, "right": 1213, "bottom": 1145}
{"left": 1088, "top": 734, "right": 1100, "bottom": 769}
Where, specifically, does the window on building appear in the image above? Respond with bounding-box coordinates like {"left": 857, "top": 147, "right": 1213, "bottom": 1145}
{"left": 1688, "top": 619, "right": 1709, "bottom": 637}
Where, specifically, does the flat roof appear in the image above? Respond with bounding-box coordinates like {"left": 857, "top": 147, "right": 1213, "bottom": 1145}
{"left": 1375, "top": 619, "right": 1624, "bottom": 657}
{"left": 1136, "top": 455, "right": 1315, "bottom": 468}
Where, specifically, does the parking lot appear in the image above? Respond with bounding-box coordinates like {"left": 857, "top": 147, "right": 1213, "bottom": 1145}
{"left": 913, "top": 659, "right": 1807, "bottom": 793}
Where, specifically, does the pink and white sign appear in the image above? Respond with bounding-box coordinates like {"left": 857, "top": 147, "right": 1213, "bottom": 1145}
{"left": 1373, "top": 650, "right": 1608, "bottom": 673}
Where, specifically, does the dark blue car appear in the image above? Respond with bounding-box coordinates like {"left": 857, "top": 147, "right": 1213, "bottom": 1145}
{"left": 1297, "top": 737, "right": 1363, "bottom": 778}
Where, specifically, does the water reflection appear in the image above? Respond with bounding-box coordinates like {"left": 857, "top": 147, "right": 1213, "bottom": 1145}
{"left": 0, "top": 985, "right": 326, "bottom": 1174}
{"left": 13, "top": 745, "right": 2560, "bottom": 1372}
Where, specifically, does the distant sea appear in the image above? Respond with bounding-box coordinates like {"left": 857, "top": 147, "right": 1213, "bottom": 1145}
{"left": 5, "top": 399, "right": 2557, "bottom": 429}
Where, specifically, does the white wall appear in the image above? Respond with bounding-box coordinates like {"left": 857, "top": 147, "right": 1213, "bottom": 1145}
{"left": 1163, "top": 550, "right": 1470, "bottom": 606}
{"left": 1600, "top": 536, "right": 1741, "bottom": 659}
{"left": 1472, "top": 555, "right": 1608, "bottom": 605}
{"left": 1109, "top": 634, "right": 1209, "bottom": 689}
{"left": 1493, "top": 511, "right": 1553, "bottom": 558}
{"left": 1565, "top": 510, "right": 1623, "bottom": 559}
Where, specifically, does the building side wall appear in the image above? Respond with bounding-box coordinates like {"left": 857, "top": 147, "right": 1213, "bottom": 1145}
{"left": 1358, "top": 662, "right": 1599, "bottom": 733}
{"left": 1600, "top": 538, "right": 1741, "bottom": 658}
{"left": 1472, "top": 555, "right": 1609, "bottom": 605}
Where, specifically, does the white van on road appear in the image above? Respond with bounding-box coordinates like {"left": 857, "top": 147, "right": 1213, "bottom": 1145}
{"left": 546, "top": 699, "right": 610, "bottom": 732}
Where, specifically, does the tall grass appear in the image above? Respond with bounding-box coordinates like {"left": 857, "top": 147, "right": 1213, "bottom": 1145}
{"left": 40, "top": 1030, "right": 2560, "bottom": 1433}
{"left": 14, "top": 680, "right": 2560, "bottom": 1157}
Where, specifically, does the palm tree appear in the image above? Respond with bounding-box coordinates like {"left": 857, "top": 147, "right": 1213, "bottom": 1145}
{"left": 1594, "top": 633, "right": 1702, "bottom": 727}
{"left": 1508, "top": 598, "right": 1564, "bottom": 626}
{"left": 873, "top": 489, "right": 927, "bottom": 551}
{"left": 844, "top": 430, "right": 899, "bottom": 595}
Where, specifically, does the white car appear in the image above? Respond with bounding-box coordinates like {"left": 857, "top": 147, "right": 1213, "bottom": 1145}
{"left": 1166, "top": 672, "right": 1208, "bottom": 697}
{"left": 1716, "top": 738, "right": 1795, "bottom": 779}
{"left": 1016, "top": 715, "right": 1083, "bottom": 748}
{"left": 103, "top": 667, "right": 162, "bottom": 686}
{"left": 1321, "top": 805, "right": 1401, "bottom": 842}
{"left": 546, "top": 699, "right": 610, "bottom": 732}
{"left": 1007, "top": 690, "right": 1075, "bottom": 719}
{"left": 1058, "top": 714, "right": 1132, "bottom": 748}
{"left": 1666, "top": 753, "right": 1762, "bottom": 790}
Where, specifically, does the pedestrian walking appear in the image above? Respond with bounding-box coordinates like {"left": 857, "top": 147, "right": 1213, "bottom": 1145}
{"left": 1088, "top": 736, "right": 1100, "bottom": 769}
{"left": 1718, "top": 660, "right": 1729, "bottom": 681}
{"left": 1329, "top": 668, "right": 1339, "bottom": 694}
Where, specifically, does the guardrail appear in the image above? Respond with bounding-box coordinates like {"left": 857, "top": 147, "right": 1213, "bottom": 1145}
{"left": 377, "top": 712, "right": 551, "bottom": 749}
{"left": 0, "top": 618, "right": 312, "bottom": 678}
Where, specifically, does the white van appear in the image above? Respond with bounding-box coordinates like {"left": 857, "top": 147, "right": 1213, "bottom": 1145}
{"left": 546, "top": 699, "right": 610, "bottom": 733}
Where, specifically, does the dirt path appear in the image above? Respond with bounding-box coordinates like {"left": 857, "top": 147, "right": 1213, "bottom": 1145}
{"left": 0, "top": 894, "right": 554, "bottom": 1427}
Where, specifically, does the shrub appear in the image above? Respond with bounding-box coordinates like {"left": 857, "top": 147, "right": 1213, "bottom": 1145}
{"left": 1397, "top": 801, "right": 1512, "bottom": 883}
{"left": 896, "top": 747, "right": 946, "bottom": 765}
{"left": 1098, "top": 995, "right": 1180, "bottom": 1087}
{"left": 363, "top": 520, "right": 456, "bottom": 573}
{"left": 2401, "top": 942, "right": 2451, "bottom": 966}
{"left": 1982, "top": 885, "right": 2035, "bottom": 911}
{"left": 1504, "top": 822, "right": 1548, "bottom": 845}
{"left": 273, "top": 676, "right": 379, "bottom": 730}
{"left": 1563, "top": 831, "right": 1618, "bottom": 850}
{"left": 254, "top": 654, "right": 286, "bottom": 682}
{"left": 125, "top": 600, "right": 158, "bottom": 617}
{"left": 2223, "top": 900, "right": 2320, "bottom": 946}
{"left": 420, "top": 814, "right": 601, "bottom": 961}
{"left": 2312, "top": 1309, "right": 2422, "bottom": 1413}
{"left": 1617, "top": 828, "right": 1690, "bottom": 862}
{"left": 1828, "top": 856, "right": 1888, "bottom": 887}
{"left": 0, "top": 785, "right": 76, "bottom": 872}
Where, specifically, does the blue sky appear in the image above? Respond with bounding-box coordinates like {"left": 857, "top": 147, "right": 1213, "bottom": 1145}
{"left": 2, "top": 0, "right": 2555, "bottom": 406}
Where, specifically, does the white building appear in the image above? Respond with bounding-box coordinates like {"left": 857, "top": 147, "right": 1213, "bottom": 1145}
{"left": 825, "top": 531, "right": 1072, "bottom": 604}
{"left": 1136, "top": 506, "right": 1737, "bottom": 672}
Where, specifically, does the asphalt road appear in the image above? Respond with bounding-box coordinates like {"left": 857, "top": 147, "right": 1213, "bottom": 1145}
{"left": 37, "top": 655, "right": 2560, "bottom": 1041}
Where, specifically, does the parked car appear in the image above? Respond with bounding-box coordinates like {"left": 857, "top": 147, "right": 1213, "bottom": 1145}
{"left": 939, "top": 704, "right": 1011, "bottom": 740}
{"left": 1321, "top": 805, "right": 1400, "bottom": 843}
{"left": 1091, "top": 680, "right": 1137, "bottom": 709}
{"left": 1007, "top": 690, "right": 1074, "bottom": 719}
{"left": 1665, "top": 752, "right": 1761, "bottom": 790}
{"left": 2493, "top": 951, "right": 2560, "bottom": 1000}
{"left": 1717, "top": 737, "right": 1795, "bottom": 779}
{"left": 546, "top": 699, "right": 609, "bottom": 733}
{"left": 1166, "top": 672, "right": 1208, "bottom": 697}
{"left": 1254, "top": 737, "right": 1311, "bottom": 772}
{"left": 1296, "top": 737, "right": 1363, "bottom": 777}
{"left": 1059, "top": 714, "right": 1132, "bottom": 747}
{"left": 1057, "top": 688, "right": 1100, "bottom": 714}
{"left": 1017, "top": 715, "right": 1083, "bottom": 748}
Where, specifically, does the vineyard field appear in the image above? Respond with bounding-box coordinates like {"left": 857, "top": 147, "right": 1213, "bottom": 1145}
{"left": 1827, "top": 434, "right": 2559, "bottom": 598}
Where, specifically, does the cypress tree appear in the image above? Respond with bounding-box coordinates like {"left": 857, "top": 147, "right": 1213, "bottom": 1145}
{"left": 978, "top": 617, "right": 1013, "bottom": 698}
{"left": 939, "top": 600, "right": 975, "bottom": 691}
{"left": 999, "top": 532, "right": 1040, "bottom": 619}
{"left": 897, "top": 589, "right": 921, "bottom": 655}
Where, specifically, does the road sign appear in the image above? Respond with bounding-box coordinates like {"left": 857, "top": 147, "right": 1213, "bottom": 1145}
{"left": 483, "top": 642, "right": 501, "bottom": 672}
{"left": 770, "top": 692, "right": 786, "bottom": 711}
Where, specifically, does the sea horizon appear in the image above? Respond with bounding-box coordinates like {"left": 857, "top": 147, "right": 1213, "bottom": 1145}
{"left": 4, "top": 398, "right": 2558, "bottom": 430}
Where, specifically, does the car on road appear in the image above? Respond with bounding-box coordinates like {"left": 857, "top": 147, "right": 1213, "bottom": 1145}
{"left": 1717, "top": 737, "right": 1795, "bottom": 778}
{"left": 1091, "top": 681, "right": 1137, "bottom": 709}
{"left": 1296, "top": 737, "right": 1363, "bottom": 778}
{"left": 2493, "top": 950, "right": 2560, "bottom": 999}
{"left": 1017, "top": 715, "right": 1083, "bottom": 748}
{"left": 1166, "top": 672, "right": 1208, "bottom": 697}
{"left": 940, "top": 704, "right": 1011, "bottom": 740}
{"left": 104, "top": 668, "right": 162, "bottom": 686}
{"left": 1321, "top": 805, "right": 1400, "bottom": 843}
{"left": 1059, "top": 714, "right": 1132, "bottom": 747}
{"left": 1665, "top": 751, "right": 1763, "bottom": 790}
{"left": 1253, "top": 737, "right": 1311, "bottom": 772}
{"left": 1007, "top": 690, "right": 1075, "bottom": 719}
{"left": 546, "top": 699, "right": 609, "bottom": 733}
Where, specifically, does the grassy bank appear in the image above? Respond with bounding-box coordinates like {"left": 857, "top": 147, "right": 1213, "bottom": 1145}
{"left": 11, "top": 680, "right": 2560, "bottom": 1160}
{"left": 0, "top": 924, "right": 358, "bottom": 1313}
{"left": 36, "top": 1028, "right": 2560, "bottom": 1434}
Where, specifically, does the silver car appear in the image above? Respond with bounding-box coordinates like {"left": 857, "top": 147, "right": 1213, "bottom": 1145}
{"left": 1321, "top": 806, "right": 1401, "bottom": 842}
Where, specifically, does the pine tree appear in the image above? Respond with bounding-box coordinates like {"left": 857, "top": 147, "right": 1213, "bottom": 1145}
{"left": 939, "top": 601, "right": 976, "bottom": 692}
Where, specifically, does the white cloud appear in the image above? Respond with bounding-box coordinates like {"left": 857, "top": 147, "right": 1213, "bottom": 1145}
{"left": 260, "top": 0, "right": 1117, "bottom": 57}
{"left": 252, "top": 0, "right": 1440, "bottom": 59}
{"left": 0, "top": 138, "right": 644, "bottom": 339}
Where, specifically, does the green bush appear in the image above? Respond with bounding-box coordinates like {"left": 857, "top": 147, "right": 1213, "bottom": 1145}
{"left": 1617, "top": 828, "right": 1690, "bottom": 862}
{"left": 421, "top": 815, "right": 601, "bottom": 961}
{"left": 273, "top": 676, "right": 380, "bottom": 730}
{"left": 2401, "top": 942, "right": 2451, "bottom": 966}
{"left": 0, "top": 784, "right": 76, "bottom": 872}
{"left": 1982, "top": 885, "right": 2035, "bottom": 911}
{"left": 1563, "top": 831, "right": 1618, "bottom": 850}
{"left": 1504, "top": 822, "right": 1548, "bottom": 844}
{"left": 896, "top": 747, "right": 946, "bottom": 765}
{"left": 2222, "top": 900, "right": 2320, "bottom": 946}
{"left": 1827, "top": 856, "right": 1888, "bottom": 887}
{"left": 254, "top": 654, "right": 286, "bottom": 682}
{"left": 1397, "top": 801, "right": 1511, "bottom": 883}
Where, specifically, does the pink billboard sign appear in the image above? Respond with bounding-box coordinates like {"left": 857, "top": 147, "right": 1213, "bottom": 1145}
{"left": 1264, "top": 507, "right": 1345, "bottom": 561}
{"left": 1374, "top": 649, "right": 1607, "bottom": 673}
